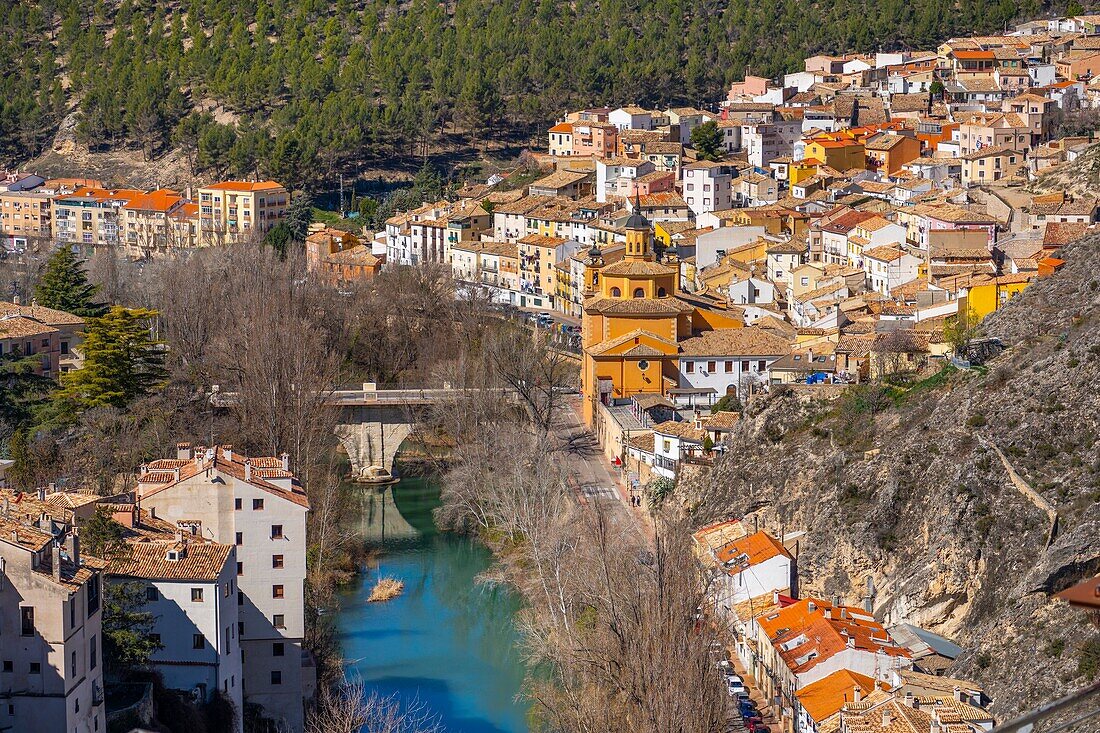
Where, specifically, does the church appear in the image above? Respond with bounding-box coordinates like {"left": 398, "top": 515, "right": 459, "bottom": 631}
{"left": 580, "top": 195, "right": 742, "bottom": 426}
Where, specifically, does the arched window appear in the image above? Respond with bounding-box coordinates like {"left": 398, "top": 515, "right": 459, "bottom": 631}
{"left": 657, "top": 287, "right": 667, "bottom": 297}
{"left": 610, "top": 286, "right": 621, "bottom": 297}
{"left": 633, "top": 288, "right": 645, "bottom": 298}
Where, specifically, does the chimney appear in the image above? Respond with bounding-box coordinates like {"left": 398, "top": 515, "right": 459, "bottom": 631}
{"left": 52, "top": 543, "right": 62, "bottom": 582}
{"left": 12, "top": 294, "right": 19, "bottom": 306}
{"left": 177, "top": 442, "right": 193, "bottom": 460}
{"left": 223, "top": 446, "right": 233, "bottom": 461}
{"left": 150, "top": 506, "right": 156, "bottom": 519}
{"left": 930, "top": 719, "right": 941, "bottom": 733}
{"left": 853, "top": 687, "right": 862, "bottom": 703}
{"left": 1, "top": 497, "right": 8, "bottom": 513}
{"left": 906, "top": 691, "right": 916, "bottom": 708}
{"left": 68, "top": 533, "right": 80, "bottom": 567}
{"left": 244, "top": 460, "right": 252, "bottom": 481}
{"left": 808, "top": 347, "right": 814, "bottom": 362}
{"left": 37, "top": 487, "right": 46, "bottom": 501}
{"left": 280, "top": 452, "right": 290, "bottom": 472}
{"left": 847, "top": 635, "right": 856, "bottom": 648}
{"left": 882, "top": 709, "right": 893, "bottom": 727}
{"left": 174, "top": 531, "right": 183, "bottom": 544}
{"left": 773, "top": 589, "right": 780, "bottom": 604}
{"left": 953, "top": 686, "right": 963, "bottom": 702}
{"left": 807, "top": 600, "right": 817, "bottom": 613}
{"left": 840, "top": 607, "right": 848, "bottom": 619}
{"left": 824, "top": 607, "right": 832, "bottom": 619}
{"left": 11, "top": 529, "right": 18, "bottom": 544}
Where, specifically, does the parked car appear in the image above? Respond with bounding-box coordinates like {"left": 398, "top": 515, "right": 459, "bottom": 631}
{"left": 727, "top": 682, "right": 748, "bottom": 697}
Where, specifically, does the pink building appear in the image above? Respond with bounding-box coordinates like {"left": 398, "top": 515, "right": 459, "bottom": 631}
{"left": 628, "top": 170, "right": 677, "bottom": 197}
{"left": 727, "top": 75, "right": 771, "bottom": 100}
{"left": 571, "top": 122, "right": 618, "bottom": 157}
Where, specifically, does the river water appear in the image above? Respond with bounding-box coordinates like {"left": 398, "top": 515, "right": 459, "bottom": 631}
{"left": 336, "top": 476, "right": 530, "bottom": 733}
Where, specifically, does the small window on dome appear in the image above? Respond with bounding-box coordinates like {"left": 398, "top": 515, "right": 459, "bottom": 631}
{"left": 657, "top": 287, "right": 667, "bottom": 297}
{"left": 633, "top": 288, "right": 645, "bottom": 298}
{"left": 611, "top": 287, "right": 621, "bottom": 297}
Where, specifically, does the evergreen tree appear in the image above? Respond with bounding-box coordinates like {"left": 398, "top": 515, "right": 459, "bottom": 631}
{"left": 103, "top": 581, "right": 163, "bottom": 674}
{"left": 265, "top": 221, "right": 292, "bottom": 259}
{"left": 57, "top": 307, "right": 167, "bottom": 412}
{"left": 284, "top": 192, "right": 315, "bottom": 241}
{"left": 81, "top": 507, "right": 130, "bottom": 561}
{"left": 690, "top": 121, "right": 723, "bottom": 161}
{"left": 34, "top": 248, "right": 105, "bottom": 317}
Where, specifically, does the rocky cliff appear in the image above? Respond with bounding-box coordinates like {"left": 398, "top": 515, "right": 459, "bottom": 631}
{"left": 682, "top": 235, "right": 1100, "bottom": 718}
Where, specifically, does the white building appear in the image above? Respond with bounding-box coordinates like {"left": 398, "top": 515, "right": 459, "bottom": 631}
{"left": 136, "top": 444, "right": 312, "bottom": 733}
{"left": 729, "top": 277, "right": 778, "bottom": 307}
{"left": 742, "top": 118, "right": 803, "bottom": 167}
{"left": 108, "top": 520, "right": 243, "bottom": 731}
{"left": 862, "top": 245, "right": 922, "bottom": 295}
{"left": 674, "top": 327, "right": 791, "bottom": 406}
{"left": 0, "top": 519, "right": 105, "bottom": 733}
{"left": 682, "top": 161, "right": 738, "bottom": 216}
{"left": 704, "top": 530, "right": 794, "bottom": 607}
{"left": 608, "top": 106, "right": 654, "bottom": 131}
{"left": 595, "top": 158, "right": 656, "bottom": 203}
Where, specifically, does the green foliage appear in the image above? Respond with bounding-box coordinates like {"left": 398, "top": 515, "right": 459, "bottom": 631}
{"left": 690, "top": 121, "right": 723, "bottom": 161}
{"left": 82, "top": 508, "right": 130, "bottom": 562}
{"left": 0, "top": 0, "right": 1048, "bottom": 184}
{"left": 966, "top": 412, "right": 987, "bottom": 428}
{"left": 1045, "top": 637, "right": 1065, "bottom": 658}
{"left": 711, "top": 394, "right": 742, "bottom": 413}
{"left": 1080, "top": 635, "right": 1100, "bottom": 679}
{"left": 702, "top": 434, "right": 714, "bottom": 452}
{"left": 103, "top": 581, "right": 163, "bottom": 674}
{"left": 1067, "top": 0, "right": 1084, "bottom": 16}
{"left": 646, "top": 476, "right": 676, "bottom": 509}
{"left": 284, "top": 192, "right": 315, "bottom": 242}
{"left": 57, "top": 307, "right": 167, "bottom": 414}
{"left": 34, "top": 248, "right": 105, "bottom": 318}
{"left": 265, "top": 222, "right": 292, "bottom": 259}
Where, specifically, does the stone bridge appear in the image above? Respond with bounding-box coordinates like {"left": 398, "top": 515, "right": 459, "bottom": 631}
{"left": 330, "top": 385, "right": 516, "bottom": 478}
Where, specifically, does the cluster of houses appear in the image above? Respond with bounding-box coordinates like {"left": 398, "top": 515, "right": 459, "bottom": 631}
{"left": 0, "top": 443, "right": 313, "bottom": 733}
{"left": 692, "top": 519, "right": 995, "bottom": 733}
{"left": 0, "top": 173, "right": 290, "bottom": 256}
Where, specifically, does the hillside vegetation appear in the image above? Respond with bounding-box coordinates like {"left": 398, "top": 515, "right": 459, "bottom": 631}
{"left": 1, "top": 0, "right": 1049, "bottom": 189}
{"left": 681, "top": 234, "right": 1100, "bottom": 716}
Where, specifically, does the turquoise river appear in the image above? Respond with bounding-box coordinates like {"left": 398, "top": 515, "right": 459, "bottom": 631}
{"left": 336, "top": 475, "right": 530, "bottom": 732}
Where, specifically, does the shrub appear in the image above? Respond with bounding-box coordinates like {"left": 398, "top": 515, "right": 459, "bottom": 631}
{"left": 1080, "top": 635, "right": 1100, "bottom": 680}
{"left": 966, "top": 412, "right": 987, "bottom": 428}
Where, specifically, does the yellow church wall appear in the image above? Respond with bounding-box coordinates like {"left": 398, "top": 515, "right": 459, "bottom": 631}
{"left": 691, "top": 309, "right": 744, "bottom": 332}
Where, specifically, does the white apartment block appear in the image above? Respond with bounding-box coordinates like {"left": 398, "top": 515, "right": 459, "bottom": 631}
{"left": 741, "top": 119, "right": 802, "bottom": 168}
{"left": 682, "top": 162, "right": 738, "bottom": 217}
{"left": 136, "top": 444, "right": 312, "bottom": 733}
{"left": 0, "top": 518, "right": 105, "bottom": 733}
{"left": 107, "top": 509, "right": 243, "bottom": 731}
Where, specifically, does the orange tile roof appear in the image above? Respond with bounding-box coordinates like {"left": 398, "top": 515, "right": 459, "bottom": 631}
{"left": 714, "top": 530, "right": 792, "bottom": 567}
{"left": 758, "top": 597, "right": 910, "bottom": 675}
{"left": 796, "top": 669, "right": 878, "bottom": 722}
{"left": 204, "top": 180, "right": 284, "bottom": 192}
{"left": 122, "top": 188, "right": 184, "bottom": 213}
{"left": 549, "top": 122, "right": 574, "bottom": 133}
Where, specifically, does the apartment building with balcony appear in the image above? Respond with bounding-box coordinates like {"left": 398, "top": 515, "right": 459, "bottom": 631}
{"left": 52, "top": 187, "right": 143, "bottom": 249}
{"left": 196, "top": 182, "right": 289, "bottom": 246}
{"left": 0, "top": 517, "right": 106, "bottom": 733}
{"left": 120, "top": 189, "right": 192, "bottom": 253}
{"left": 0, "top": 190, "right": 54, "bottom": 250}
{"left": 135, "top": 444, "right": 313, "bottom": 732}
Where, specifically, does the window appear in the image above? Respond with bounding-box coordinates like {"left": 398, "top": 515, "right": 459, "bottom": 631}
{"left": 226, "top": 627, "right": 232, "bottom": 652}
{"left": 633, "top": 288, "right": 645, "bottom": 298}
{"left": 191, "top": 588, "right": 204, "bottom": 602}
{"left": 662, "top": 440, "right": 671, "bottom": 453}
{"left": 29, "top": 663, "right": 40, "bottom": 674}
{"left": 71, "top": 651, "right": 76, "bottom": 677}
{"left": 20, "top": 607, "right": 34, "bottom": 636}
{"left": 145, "top": 587, "right": 158, "bottom": 602}
{"left": 725, "top": 361, "right": 733, "bottom": 373}
{"left": 2, "top": 661, "right": 11, "bottom": 672}
{"left": 237, "top": 562, "right": 243, "bottom": 576}
{"left": 88, "top": 575, "right": 99, "bottom": 615}
{"left": 60, "top": 341, "right": 69, "bottom": 355}
{"left": 610, "top": 287, "right": 621, "bottom": 297}
{"left": 707, "top": 361, "right": 716, "bottom": 373}
{"left": 253, "top": 499, "right": 264, "bottom": 510}
{"left": 238, "top": 591, "right": 244, "bottom": 606}
{"left": 657, "top": 287, "right": 667, "bottom": 297}
{"left": 193, "top": 634, "right": 205, "bottom": 650}
{"left": 758, "top": 360, "right": 766, "bottom": 371}
{"left": 741, "top": 360, "right": 750, "bottom": 371}
{"left": 272, "top": 555, "right": 284, "bottom": 569}
{"left": 238, "top": 622, "right": 244, "bottom": 635}
{"left": 235, "top": 532, "right": 243, "bottom": 545}
{"left": 273, "top": 585, "right": 284, "bottom": 599}
{"left": 273, "top": 643, "right": 285, "bottom": 657}
{"left": 272, "top": 614, "right": 285, "bottom": 629}
{"left": 685, "top": 361, "right": 695, "bottom": 374}
{"left": 271, "top": 525, "right": 283, "bottom": 539}
{"left": 234, "top": 498, "right": 242, "bottom": 510}
{"left": 271, "top": 670, "right": 282, "bottom": 685}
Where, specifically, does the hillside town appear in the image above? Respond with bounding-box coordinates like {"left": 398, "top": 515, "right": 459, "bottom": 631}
{"left": 5, "top": 12, "right": 1100, "bottom": 733}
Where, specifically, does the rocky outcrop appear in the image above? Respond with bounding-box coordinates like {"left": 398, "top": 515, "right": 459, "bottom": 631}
{"left": 681, "top": 235, "right": 1100, "bottom": 718}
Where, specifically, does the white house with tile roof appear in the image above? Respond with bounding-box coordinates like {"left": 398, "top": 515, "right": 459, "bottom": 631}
{"left": 135, "top": 444, "right": 311, "bottom": 733}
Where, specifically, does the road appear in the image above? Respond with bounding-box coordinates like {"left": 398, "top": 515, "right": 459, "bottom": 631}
{"left": 553, "top": 395, "right": 651, "bottom": 537}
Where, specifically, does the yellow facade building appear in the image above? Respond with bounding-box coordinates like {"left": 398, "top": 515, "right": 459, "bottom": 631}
{"left": 580, "top": 197, "right": 741, "bottom": 425}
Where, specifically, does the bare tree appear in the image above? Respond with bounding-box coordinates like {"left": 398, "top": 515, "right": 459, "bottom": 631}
{"left": 486, "top": 325, "right": 576, "bottom": 437}
{"left": 308, "top": 675, "right": 442, "bottom": 733}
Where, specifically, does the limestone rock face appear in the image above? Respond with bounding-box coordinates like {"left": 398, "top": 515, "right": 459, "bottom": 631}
{"left": 680, "top": 235, "right": 1100, "bottom": 718}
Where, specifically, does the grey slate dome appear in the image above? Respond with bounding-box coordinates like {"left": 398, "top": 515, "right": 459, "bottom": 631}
{"left": 625, "top": 191, "right": 650, "bottom": 230}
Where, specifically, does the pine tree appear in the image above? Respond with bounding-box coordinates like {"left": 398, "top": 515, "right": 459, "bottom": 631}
{"left": 34, "top": 248, "right": 106, "bottom": 317}
{"left": 284, "top": 191, "right": 315, "bottom": 241}
{"left": 690, "top": 121, "right": 724, "bottom": 162}
{"left": 57, "top": 307, "right": 167, "bottom": 412}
